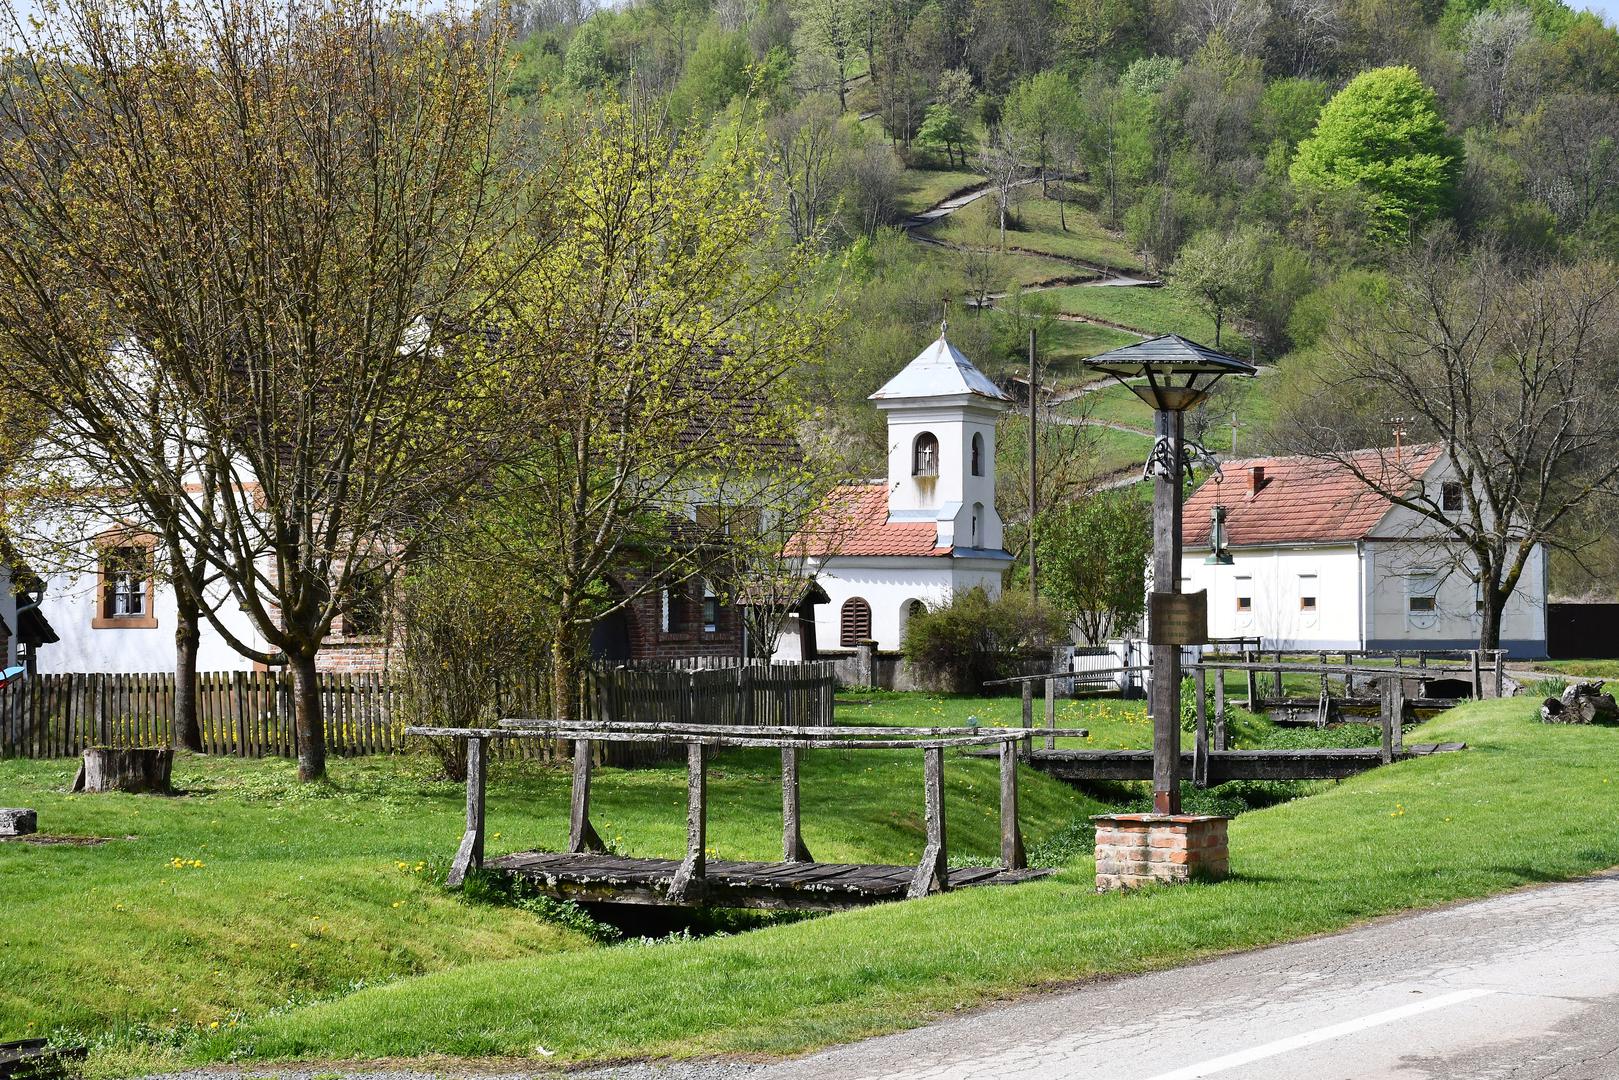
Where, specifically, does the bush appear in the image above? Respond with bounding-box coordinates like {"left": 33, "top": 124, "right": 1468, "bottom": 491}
{"left": 901, "top": 587, "right": 1064, "bottom": 693}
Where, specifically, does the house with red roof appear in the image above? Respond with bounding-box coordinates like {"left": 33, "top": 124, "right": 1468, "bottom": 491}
{"left": 786, "top": 333, "right": 1015, "bottom": 653}
{"left": 1179, "top": 448, "right": 1547, "bottom": 656}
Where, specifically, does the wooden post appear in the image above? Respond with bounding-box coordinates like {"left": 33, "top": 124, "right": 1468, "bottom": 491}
{"left": 908, "top": 746, "right": 949, "bottom": 898}
{"left": 1390, "top": 677, "right": 1405, "bottom": 755}
{"left": 999, "top": 739, "right": 1025, "bottom": 870}
{"left": 1044, "top": 678, "right": 1057, "bottom": 751}
{"left": 668, "top": 741, "right": 708, "bottom": 903}
{"left": 1379, "top": 680, "right": 1395, "bottom": 765}
{"left": 1492, "top": 651, "right": 1504, "bottom": 699}
{"left": 1193, "top": 667, "right": 1210, "bottom": 788}
{"left": 1148, "top": 408, "right": 1184, "bottom": 815}
{"left": 781, "top": 745, "right": 812, "bottom": 862}
{"left": 447, "top": 736, "right": 487, "bottom": 888}
{"left": 1244, "top": 649, "right": 1257, "bottom": 711}
{"left": 1213, "top": 666, "right": 1227, "bottom": 751}
{"left": 233, "top": 671, "right": 249, "bottom": 757}
{"left": 1021, "top": 680, "right": 1034, "bottom": 757}
{"left": 1470, "top": 649, "right": 1483, "bottom": 699}
{"left": 568, "top": 739, "right": 606, "bottom": 853}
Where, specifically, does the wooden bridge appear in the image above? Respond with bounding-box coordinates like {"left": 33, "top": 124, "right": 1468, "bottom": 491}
{"left": 988, "top": 658, "right": 1467, "bottom": 785}
{"left": 405, "top": 719, "right": 1081, "bottom": 911}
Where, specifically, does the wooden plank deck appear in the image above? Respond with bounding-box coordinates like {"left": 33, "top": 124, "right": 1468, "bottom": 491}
{"left": 1005, "top": 743, "right": 1467, "bottom": 782}
{"left": 487, "top": 851, "right": 1054, "bottom": 911}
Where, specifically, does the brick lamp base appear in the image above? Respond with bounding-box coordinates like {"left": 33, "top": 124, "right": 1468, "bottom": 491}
{"left": 1092, "top": 813, "right": 1229, "bottom": 892}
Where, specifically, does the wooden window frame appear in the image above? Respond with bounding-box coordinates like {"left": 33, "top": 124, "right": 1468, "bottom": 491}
{"left": 1441, "top": 481, "right": 1464, "bottom": 513}
{"left": 840, "top": 597, "right": 872, "bottom": 647}
{"left": 92, "top": 532, "right": 158, "bottom": 630}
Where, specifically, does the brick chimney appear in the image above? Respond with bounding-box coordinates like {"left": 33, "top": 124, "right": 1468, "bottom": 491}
{"left": 1248, "top": 465, "right": 1266, "bottom": 494}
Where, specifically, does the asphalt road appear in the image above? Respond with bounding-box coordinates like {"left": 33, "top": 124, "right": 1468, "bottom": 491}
{"left": 752, "top": 871, "right": 1619, "bottom": 1080}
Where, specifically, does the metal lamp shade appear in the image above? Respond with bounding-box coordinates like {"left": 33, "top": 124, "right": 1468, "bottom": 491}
{"left": 1085, "top": 335, "right": 1257, "bottom": 413}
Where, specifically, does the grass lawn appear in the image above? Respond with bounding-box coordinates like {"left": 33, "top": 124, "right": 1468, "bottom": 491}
{"left": 0, "top": 700, "right": 1108, "bottom": 1067}
{"left": 1042, "top": 284, "right": 1254, "bottom": 357}
{"left": 985, "top": 313, "right": 1139, "bottom": 387}
{"left": 918, "top": 188, "right": 1137, "bottom": 273}
{"left": 187, "top": 697, "right": 1619, "bottom": 1069}
{"left": 1533, "top": 659, "right": 1619, "bottom": 679}
{"left": 1088, "top": 424, "right": 1156, "bottom": 478}
{"left": 9, "top": 696, "right": 1614, "bottom": 1075}
{"left": 893, "top": 168, "right": 982, "bottom": 216}
{"left": 1003, "top": 193, "right": 1139, "bottom": 270}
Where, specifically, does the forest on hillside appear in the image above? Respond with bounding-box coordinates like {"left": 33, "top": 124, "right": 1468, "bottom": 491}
{"left": 495, "top": 0, "right": 1619, "bottom": 599}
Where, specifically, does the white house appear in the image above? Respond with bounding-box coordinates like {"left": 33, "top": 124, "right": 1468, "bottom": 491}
{"left": 788, "top": 333, "right": 1015, "bottom": 652}
{"left": 1179, "top": 447, "right": 1548, "bottom": 657}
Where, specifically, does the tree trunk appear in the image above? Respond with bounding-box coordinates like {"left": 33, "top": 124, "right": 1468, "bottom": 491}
{"left": 172, "top": 596, "right": 203, "bottom": 752}
{"left": 290, "top": 651, "right": 326, "bottom": 782}
{"left": 1479, "top": 597, "right": 1503, "bottom": 651}
{"left": 551, "top": 632, "right": 580, "bottom": 725}
{"left": 1214, "top": 310, "right": 1222, "bottom": 348}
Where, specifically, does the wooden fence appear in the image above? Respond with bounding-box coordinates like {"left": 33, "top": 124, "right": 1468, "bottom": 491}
{"left": 0, "top": 662, "right": 838, "bottom": 763}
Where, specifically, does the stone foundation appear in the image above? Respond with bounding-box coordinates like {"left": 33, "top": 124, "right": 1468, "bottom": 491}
{"left": 1092, "top": 813, "right": 1230, "bottom": 892}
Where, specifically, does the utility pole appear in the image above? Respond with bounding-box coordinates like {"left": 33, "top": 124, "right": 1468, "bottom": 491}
{"left": 1027, "top": 328, "right": 1037, "bottom": 600}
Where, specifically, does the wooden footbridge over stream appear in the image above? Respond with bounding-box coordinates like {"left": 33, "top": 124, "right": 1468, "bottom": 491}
{"left": 985, "top": 656, "right": 1470, "bottom": 786}
{"left": 405, "top": 719, "right": 1076, "bottom": 911}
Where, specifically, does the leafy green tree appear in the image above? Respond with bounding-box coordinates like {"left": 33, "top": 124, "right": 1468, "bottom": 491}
{"left": 668, "top": 28, "right": 752, "bottom": 122}
{"left": 916, "top": 102, "right": 973, "bottom": 166}
{"left": 1004, "top": 69, "right": 1082, "bottom": 194}
{"left": 1035, "top": 490, "right": 1152, "bottom": 645}
{"left": 1171, "top": 227, "right": 1268, "bottom": 348}
{"left": 1290, "top": 66, "right": 1462, "bottom": 243}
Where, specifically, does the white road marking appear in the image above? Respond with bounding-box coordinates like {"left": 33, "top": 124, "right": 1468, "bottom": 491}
{"left": 1137, "top": 988, "right": 1498, "bottom": 1080}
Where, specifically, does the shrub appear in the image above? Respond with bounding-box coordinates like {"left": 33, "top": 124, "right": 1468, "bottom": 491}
{"left": 901, "top": 587, "right": 1064, "bottom": 693}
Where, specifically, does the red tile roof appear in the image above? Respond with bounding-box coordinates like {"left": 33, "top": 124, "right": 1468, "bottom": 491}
{"left": 786, "top": 483, "right": 951, "bottom": 558}
{"left": 1183, "top": 446, "right": 1443, "bottom": 548}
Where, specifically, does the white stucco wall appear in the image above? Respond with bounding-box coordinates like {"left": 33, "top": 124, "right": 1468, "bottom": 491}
{"left": 808, "top": 556, "right": 1009, "bottom": 652}
{"left": 1181, "top": 545, "right": 1363, "bottom": 649}
{"left": 36, "top": 563, "right": 263, "bottom": 674}
{"left": 880, "top": 402, "right": 1005, "bottom": 551}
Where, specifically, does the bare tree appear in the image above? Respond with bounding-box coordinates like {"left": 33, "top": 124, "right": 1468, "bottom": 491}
{"left": 1463, "top": 8, "right": 1533, "bottom": 125}
{"left": 976, "top": 126, "right": 1032, "bottom": 246}
{"left": 1269, "top": 237, "right": 1619, "bottom": 649}
{"left": 768, "top": 95, "right": 845, "bottom": 246}
{"left": 0, "top": 0, "right": 530, "bottom": 780}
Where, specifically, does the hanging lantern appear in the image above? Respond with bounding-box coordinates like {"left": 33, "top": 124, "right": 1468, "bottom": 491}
{"left": 1205, "top": 504, "right": 1234, "bottom": 565}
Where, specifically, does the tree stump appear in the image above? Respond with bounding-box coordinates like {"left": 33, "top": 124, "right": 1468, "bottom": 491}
{"left": 1541, "top": 681, "right": 1619, "bottom": 725}
{"left": 71, "top": 748, "right": 174, "bottom": 794}
{"left": 0, "top": 808, "right": 37, "bottom": 836}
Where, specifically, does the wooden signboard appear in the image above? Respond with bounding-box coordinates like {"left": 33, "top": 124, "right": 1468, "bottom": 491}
{"left": 1149, "top": 590, "right": 1208, "bottom": 645}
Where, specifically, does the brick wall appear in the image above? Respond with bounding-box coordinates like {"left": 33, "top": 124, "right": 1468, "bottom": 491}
{"left": 1092, "top": 813, "right": 1230, "bottom": 892}
{"left": 622, "top": 585, "right": 745, "bottom": 662}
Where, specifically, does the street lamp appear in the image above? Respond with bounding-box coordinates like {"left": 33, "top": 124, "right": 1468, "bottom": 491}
{"left": 1085, "top": 335, "right": 1254, "bottom": 814}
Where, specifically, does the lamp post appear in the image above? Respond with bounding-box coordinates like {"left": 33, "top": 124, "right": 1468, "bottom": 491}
{"left": 1084, "top": 336, "right": 1254, "bottom": 815}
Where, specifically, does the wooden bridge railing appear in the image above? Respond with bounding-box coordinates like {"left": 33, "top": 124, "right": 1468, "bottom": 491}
{"left": 405, "top": 719, "right": 1089, "bottom": 902}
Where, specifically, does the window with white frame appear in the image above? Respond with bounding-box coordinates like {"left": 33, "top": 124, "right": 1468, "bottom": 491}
{"left": 1235, "top": 575, "right": 1252, "bottom": 613}
{"left": 701, "top": 581, "right": 719, "bottom": 632}
{"left": 1298, "top": 574, "right": 1318, "bottom": 612}
{"left": 1441, "top": 481, "right": 1463, "bottom": 513}
{"left": 1407, "top": 569, "right": 1439, "bottom": 614}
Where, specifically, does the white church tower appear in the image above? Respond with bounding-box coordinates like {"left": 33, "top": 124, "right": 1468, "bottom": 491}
{"left": 788, "top": 331, "right": 1015, "bottom": 654}
{"left": 870, "top": 332, "right": 1009, "bottom": 553}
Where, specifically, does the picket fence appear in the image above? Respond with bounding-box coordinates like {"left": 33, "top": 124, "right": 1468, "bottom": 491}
{"left": 0, "top": 662, "right": 837, "bottom": 764}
